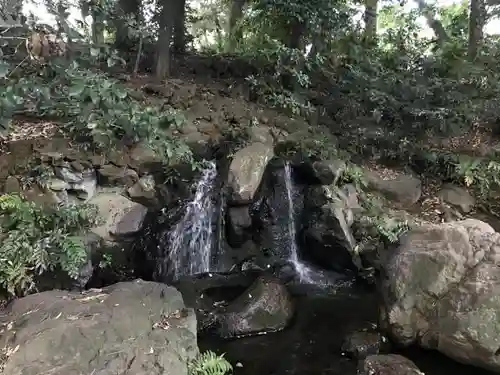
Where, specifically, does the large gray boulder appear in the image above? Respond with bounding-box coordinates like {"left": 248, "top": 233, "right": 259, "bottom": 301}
{"left": 0, "top": 280, "right": 198, "bottom": 375}
{"left": 380, "top": 218, "right": 500, "bottom": 372}
{"left": 227, "top": 142, "right": 274, "bottom": 204}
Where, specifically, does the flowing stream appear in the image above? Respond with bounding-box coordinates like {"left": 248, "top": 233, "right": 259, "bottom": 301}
{"left": 165, "top": 161, "right": 218, "bottom": 280}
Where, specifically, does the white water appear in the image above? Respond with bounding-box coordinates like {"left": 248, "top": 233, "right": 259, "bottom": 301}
{"left": 283, "top": 163, "right": 318, "bottom": 284}
{"left": 166, "top": 161, "right": 218, "bottom": 280}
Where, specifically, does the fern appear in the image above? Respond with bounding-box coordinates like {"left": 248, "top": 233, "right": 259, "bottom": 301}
{"left": 188, "top": 351, "right": 233, "bottom": 375}
{"left": 0, "top": 193, "right": 99, "bottom": 296}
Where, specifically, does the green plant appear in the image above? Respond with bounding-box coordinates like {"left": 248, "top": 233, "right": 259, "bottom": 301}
{"left": 188, "top": 351, "right": 233, "bottom": 375}
{"left": 342, "top": 163, "right": 367, "bottom": 190}
{"left": 0, "top": 193, "right": 101, "bottom": 296}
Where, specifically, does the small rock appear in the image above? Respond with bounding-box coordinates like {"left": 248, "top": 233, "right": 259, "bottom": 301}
{"left": 127, "top": 175, "right": 158, "bottom": 207}
{"left": 341, "top": 331, "right": 389, "bottom": 359}
{"left": 70, "top": 170, "right": 97, "bottom": 202}
{"left": 364, "top": 169, "right": 421, "bottom": 206}
{"left": 89, "top": 193, "right": 148, "bottom": 241}
{"left": 4, "top": 176, "right": 21, "bottom": 193}
{"left": 70, "top": 161, "right": 85, "bottom": 172}
{"left": 54, "top": 166, "right": 83, "bottom": 184}
{"left": 39, "top": 151, "right": 63, "bottom": 163}
{"left": 48, "top": 178, "right": 70, "bottom": 191}
{"left": 438, "top": 183, "right": 475, "bottom": 213}
{"left": 358, "top": 354, "right": 424, "bottom": 375}
{"left": 129, "top": 142, "right": 163, "bottom": 174}
{"left": 97, "top": 165, "right": 139, "bottom": 187}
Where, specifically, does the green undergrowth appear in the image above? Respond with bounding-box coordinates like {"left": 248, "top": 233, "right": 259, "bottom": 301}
{"left": 188, "top": 351, "right": 233, "bottom": 375}
{"left": 0, "top": 57, "right": 194, "bottom": 168}
{"left": 410, "top": 149, "right": 500, "bottom": 198}
{"left": 0, "top": 193, "right": 101, "bottom": 297}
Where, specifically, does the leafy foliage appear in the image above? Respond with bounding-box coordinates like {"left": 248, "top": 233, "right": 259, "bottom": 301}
{"left": 188, "top": 351, "right": 233, "bottom": 375}
{"left": 0, "top": 193, "right": 101, "bottom": 296}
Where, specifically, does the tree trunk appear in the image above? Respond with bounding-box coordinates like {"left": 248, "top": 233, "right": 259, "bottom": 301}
{"left": 364, "top": 0, "right": 378, "bottom": 42}
{"left": 226, "top": 0, "right": 245, "bottom": 52}
{"left": 155, "top": 0, "right": 174, "bottom": 80}
{"left": 173, "top": 0, "right": 186, "bottom": 54}
{"left": 415, "top": 0, "right": 449, "bottom": 45}
{"left": 113, "top": 0, "right": 141, "bottom": 52}
{"left": 468, "top": 0, "right": 487, "bottom": 60}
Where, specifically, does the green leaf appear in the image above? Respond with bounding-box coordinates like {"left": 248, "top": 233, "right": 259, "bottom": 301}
{"left": 69, "top": 84, "right": 86, "bottom": 97}
{"left": 116, "top": 89, "right": 128, "bottom": 99}
{"left": 0, "top": 60, "right": 11, "bottom": 79}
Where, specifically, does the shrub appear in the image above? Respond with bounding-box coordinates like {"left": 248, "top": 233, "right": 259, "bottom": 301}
{"left": 0, "top": 193, "right": 101, "bottom": 296}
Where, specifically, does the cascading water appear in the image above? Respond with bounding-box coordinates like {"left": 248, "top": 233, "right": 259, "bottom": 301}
{"left": 164, "top": 161, "right": 218, "bottom": 280}
{"left": 283, "top": 162, "right": 317, "bottom": 284}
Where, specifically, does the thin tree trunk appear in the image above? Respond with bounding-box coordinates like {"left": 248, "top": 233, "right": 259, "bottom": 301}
{"left": 173, "top": 0, "right": 186, "bottom": 54}
{"left": 468, "top": 0, "right": 487, "bottom": 60}
{"left": 226, "top": 0, "right": 245, "bottom": 52}
{"left": 364, "top": 0, "right": 378, "bottom": 42}
{"left": 415, "top": 0, "right": 449, "bottom": 45}
{"left": 114, "top": 0, "right": 141, "bottom": 52}
{"left": 155, "top": 0, "right": 174, "bottom": 80}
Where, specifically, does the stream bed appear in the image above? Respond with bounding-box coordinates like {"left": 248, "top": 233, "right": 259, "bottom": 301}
{"left": 199, "top": 282, "right": 496, "bottom": 375}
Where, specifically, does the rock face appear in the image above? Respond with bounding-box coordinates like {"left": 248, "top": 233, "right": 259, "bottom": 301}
{"left": 380, "top": 218, "right": 500, "bottom": 372}
{"left": 0, "top": 280, "right": 198, "bottom": 375}
{"left": 358, "top": 354, "right": 423, "bottom": 375}
{"left": 214, "top": 275, "right": 294, "bottom": 338}
{"left": 227, "top": 142, "right": 274, "bottom": 204}
{"left": 302, "top": 183, "right": 361, "bottom": 271}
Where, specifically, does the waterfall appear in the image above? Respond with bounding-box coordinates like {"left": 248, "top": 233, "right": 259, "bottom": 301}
{"left": 283, "top": 162, "right": 317, "bottom": 284}
{"left": 165, "top": 161, "right": 218, "bottom": 280}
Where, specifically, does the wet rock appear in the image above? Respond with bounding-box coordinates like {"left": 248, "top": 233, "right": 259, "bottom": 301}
{"left": 302, "top": 184, "right": 361, "bottom": 272}
{"left": 0, "top": 280, "right": 198, "bottom": 375}
{"left": 358, "top": 354, "right": 424, "bottom": 375}
{"left": 379, "top": 218, "right": 500, "bottom": 372}
{"left": 341, "top": 331, "right": 389, "bottom": 359}
{"left": 438, "top": 183, "right": 475, "bottom": 213}
{"left": 226, "top": 206, "right": 253, "bottom": 247}
{"left": 54, "top": 165, "right": 83, "bottom": 184}
{"left": 89, "top": 193, "right": 148, "bottom": 241}
{"left": 364, "top": 169, "right": 421, "bottom": 206}
{"left": 214, "top": 275, "right": 294, "bottom": 338}
{"left": 127, "top": 174, "right": 159, "bottom": 207}
{"left": 97, "top": 164, "right": 139, "bottom": 187}
{"left": 228, "top": 142, "right": 274, "bottom": 204}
